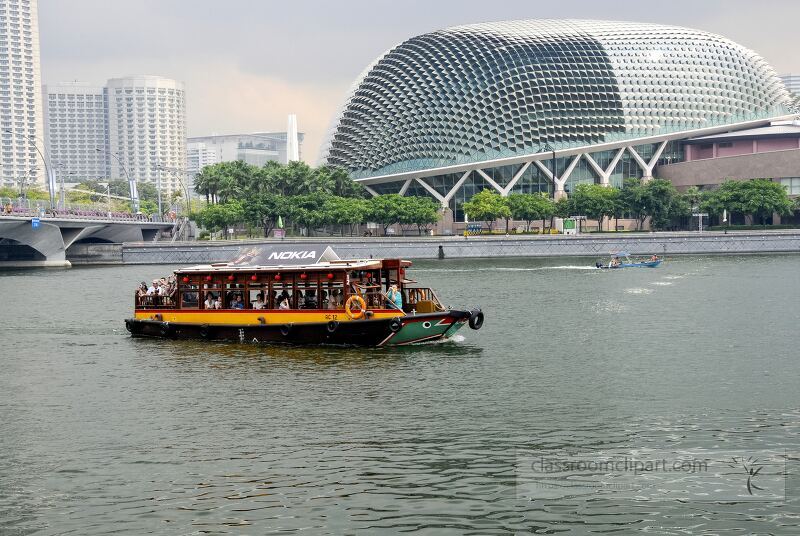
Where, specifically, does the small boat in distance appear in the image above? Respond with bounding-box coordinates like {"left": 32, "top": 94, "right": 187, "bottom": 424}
{"left": 125, "top": 245, "right": 484, "bottom": 347}
{"left": 595, "top": 251, "right": 662, "bottom": 269}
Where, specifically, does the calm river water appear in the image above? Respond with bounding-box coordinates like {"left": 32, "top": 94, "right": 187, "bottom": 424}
{"left": 1, "top": 255, "right": 799, "bottom": 535}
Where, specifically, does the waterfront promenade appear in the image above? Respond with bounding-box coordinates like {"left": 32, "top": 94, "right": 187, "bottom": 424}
{"left": 65, "top": 230, "right": 800, "bottom": 265}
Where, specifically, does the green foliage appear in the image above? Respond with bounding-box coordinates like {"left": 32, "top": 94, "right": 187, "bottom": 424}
{"left": 399, "top": 196, "right": 441, "bottom": 235}
{"left": 567, "top": 183, "right": 619, "bottom": 230}
{"left": 701, "top": 179, "right": 793, "bottom": 226}
{"left": 461, "top": 189, "right": 510, "bottom": 230}
{"left": 645, "top": 179, "right": 690, "bottom": 230}
{"left": 285, "top": 193, "right": 332, "bottom": 235}
{"left": 243, "top": 192, "right": 285, "bottom": 237}
{"left": 193, "top": 201, "right": 244, "bottom": 239}
{"left": 506, "top": 193, "right": 554, "bottom": 231}
{"left": 323, "top": 196, "right": 370, "bottom": 236}
{"left": 367, "top": 194, "right": 406, "bottom": 235}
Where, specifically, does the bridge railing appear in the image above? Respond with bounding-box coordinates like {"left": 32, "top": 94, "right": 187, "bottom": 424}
{"left": 0, "top": 197, "right": 173, "bottom": 223}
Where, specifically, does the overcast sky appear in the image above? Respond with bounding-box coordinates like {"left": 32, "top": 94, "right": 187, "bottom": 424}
{"left": 39, "top": 0, "right": 800, "bottom": 163}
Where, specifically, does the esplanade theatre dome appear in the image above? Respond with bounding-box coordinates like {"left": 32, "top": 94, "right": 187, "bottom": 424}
{"left": 321, "top": 19, "right": 792, "bottom": 186}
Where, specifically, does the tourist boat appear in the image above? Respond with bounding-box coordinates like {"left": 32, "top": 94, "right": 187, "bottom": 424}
{"left": 125, "top": 245, "right": 484, "bottom": 347}
{"left": 596, "top": 251, "right": 662, "bottom": 269}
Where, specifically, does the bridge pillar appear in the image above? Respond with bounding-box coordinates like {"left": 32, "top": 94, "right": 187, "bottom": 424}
{"left": 0, "top": 221, "right": 71, "bottom": 268}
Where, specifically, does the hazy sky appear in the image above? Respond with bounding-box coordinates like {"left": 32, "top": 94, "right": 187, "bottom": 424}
{"left": 39, "top": 0, "right": 800, "bottom": 163}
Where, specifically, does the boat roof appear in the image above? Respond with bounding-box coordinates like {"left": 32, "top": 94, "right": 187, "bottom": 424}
{"left": 611, "top": 251, "right": 631, "bottom": 257}
{"left": 176, "top": 244, "right": 411, "bottom": 273}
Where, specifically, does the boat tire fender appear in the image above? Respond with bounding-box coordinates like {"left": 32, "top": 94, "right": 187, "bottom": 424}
{"left": 159, "top": 322, "right": 171, "bottom": 337}
{"left": 199, "top": 324, "right": 210, "bottom": 339}
{"left": 389, "top": 317, "right": 402, "bottom": 332}
{"left": 469, "top": 310, "right": 484, "bottom": 330}
{"left": 326, "top": 320, "right": 338, "bottom": 333}
{"left": 280, "top": 324, "right": 292, "bottom": 337}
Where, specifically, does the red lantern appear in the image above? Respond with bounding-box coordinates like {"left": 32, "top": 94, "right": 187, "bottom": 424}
{"left": 250, "top": 274, "right": 258, "bottom": 281}
{"left": 327, "top": 272, "right": 334, "bottom": 280}
{"left": 274, "top": 274, "right": 281, "bottom": 281}
{"left": 205, "top": 275, "right": 212, "bottom": 281}
{"left": 181, "top": 276, "right": 189, "bottom": 283}
{"left": 300, "top": 273, "right": 307, "bottom": 280}
{"left": 227, "top": 274, "right": 235, "bottom": 281}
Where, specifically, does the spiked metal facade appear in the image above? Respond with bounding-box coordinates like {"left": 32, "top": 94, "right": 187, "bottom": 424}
{"left": 322, "top": 20, "right": 793, "bottom": 213}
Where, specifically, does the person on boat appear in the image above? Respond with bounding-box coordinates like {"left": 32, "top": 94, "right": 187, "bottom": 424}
{"left": 279, "top": 295, "right": 290, "bottom": 309}
{"left": 650, "top": 255, "right": 659, "bottom": 261}
{"left": 252, "top": 293, "right": 265, "bottom": 309}
{"left": 232, "top": 295, "right": 244, "bottom": 309}
{"left": 387, "top": 284, "right": 403, "bottom": 310}
{"left": 610, "top": 257, "right": 620, "bottom": 267}
{"left": 204, "top": 294, "right": 216, "bottom": 309}
{"left": 213, "top": 296, "right": 223, "bottom": 309}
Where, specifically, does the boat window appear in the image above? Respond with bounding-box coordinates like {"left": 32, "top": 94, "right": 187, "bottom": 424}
{"left": 180, "top": 279, "right": 200, "bottom": 309}
{"left": 201, "top": 276, "right": 221, "bottom": 309}
{"left": 295, "top": 273, "right": 319, "bottom": 309}
{"left": 247, "top": 282, "right": 268, "bottom": 309}
{"left": 321, "top": 273, "right": 344, "bottom": 309}
{"left": 272, "top": 281, "right": 292, "bottom": 309}
{"left": 224, "top": 281, "right": 246, "bottom": 309}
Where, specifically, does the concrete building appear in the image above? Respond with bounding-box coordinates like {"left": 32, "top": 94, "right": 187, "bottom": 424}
{"left": 106, "top": 76, "right": 186, "bottom": 196}
{"left": 186, "top": 131, "right": 305, "bottom": 174}
{"left": 43, "top": 82, "right": 109, "bottom": 183}
{"left": 322, "top": 19, "right": 795, "bottom": 231}
{"left": 0, "top": 0, "right": 44, "bottom": 189}
{"left": 779, "top": 74, "right": 800, "bottom": 97}
{"left": 186, "top": 140, "right": 218, "bottom": 188}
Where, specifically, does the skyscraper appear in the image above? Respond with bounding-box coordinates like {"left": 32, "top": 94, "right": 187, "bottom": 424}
{"left": 43, "top": 83, "right": 109, "bottom": 183}
{"left": 106, "top": 76, "right": 186, "bottom": 196}
{"left": 0, "top": 0, "right": 44, "bottom": 190}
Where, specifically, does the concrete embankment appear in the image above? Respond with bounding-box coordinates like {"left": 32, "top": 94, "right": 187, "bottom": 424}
{"left": 63, "top": 230, "right": 800, "bottom": 265}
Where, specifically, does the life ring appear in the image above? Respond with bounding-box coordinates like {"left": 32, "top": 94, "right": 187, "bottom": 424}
{"left": 280, "top": 324, "right": 292, "bottom": 337}
{"left": 327, "top": 320, "right": 339, "bottom": 333}
{"left": 468, "top": 310, "right": 484, "bottom": 330}
{"left": 345, "top": 295, "right": 367, "bottom": 320}
{"left": 389, "top": 317, "right": 402, "bottom": 332}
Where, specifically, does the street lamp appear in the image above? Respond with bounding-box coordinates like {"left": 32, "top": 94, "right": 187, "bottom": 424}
{"left": 3, "top": 128, "right": 55, "bottom": 209}
{"left": 96, "top": 148, "right": 139, "bottom": 213}
{"left": 154, "top": 163, "right": 193, "bottom": 215}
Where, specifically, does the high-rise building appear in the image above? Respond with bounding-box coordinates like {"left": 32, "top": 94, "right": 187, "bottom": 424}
{"left": 43, "top": 82, "right": 109, "bottom": 182}
{"left": 779, "top": 74, "right": 800, "bottom": 97}
{"left": 0, "top": 0, "right": 44, "bottom": 189}
{"left": 186, "top": 140, "right": 218, "bottom": 188}
{"left": 106, "top": 76, "right": 186, "bottom": 195}
{"left": 186, "top": 131, "right": 305, "bottom": 173}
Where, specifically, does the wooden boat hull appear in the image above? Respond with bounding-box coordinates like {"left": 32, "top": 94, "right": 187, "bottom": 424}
{"left": 124, "top": 309, "right": 478, "bottom": 347}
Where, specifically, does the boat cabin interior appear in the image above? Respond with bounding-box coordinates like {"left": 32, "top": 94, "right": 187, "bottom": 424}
{"left": 135, "top": 258, "right": 445, "bottom": 315}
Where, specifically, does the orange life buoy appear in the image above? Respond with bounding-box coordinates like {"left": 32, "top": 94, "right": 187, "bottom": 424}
{"left": 345, "top": 295, "right": 367, "bottom": 320}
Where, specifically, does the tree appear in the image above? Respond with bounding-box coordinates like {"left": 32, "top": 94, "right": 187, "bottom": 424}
{"left": 506, "top": 193, "right": 553, "bottom": 232}
{"left": 367, "top": 194, "right": 406, "bottom": 235}
{"left": 701, "top": 179, "right": 793, "bottom": 227}
{"left": 568, "top": 183, "right": 619, "bottom": 231}
{"left": 644, "top": 179, "right": 690, "bottom": 230}
{"left": 399, "top": 196, "right": 441, "bottom": 235}
{"left": 285, "top": 192, "right": 332, "bottom": 236}
{"left": 324, "top": 196, "right": 369, "bottom": 236}
{"left": 618, "top": 178, "right": 649, "bottom": 230}
{"left": 461, "top": 189, "right": 510, "bottom": 231}
{"left": 242, "top": 193, "right": 285, "bottom": 237}
{"left": 194, "top": 201, "right": 244, "bottom": 239}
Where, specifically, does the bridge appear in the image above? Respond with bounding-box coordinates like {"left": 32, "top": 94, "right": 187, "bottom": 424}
{"left": 0, "top": 208, "right": 175, "bottom": 267}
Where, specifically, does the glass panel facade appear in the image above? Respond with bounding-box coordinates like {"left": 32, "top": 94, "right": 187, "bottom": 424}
{"left": 780, "top": 177, "right": 800, "bottom": 195}
{"left": 448, "top": 173, "right": 492, "bottom": 222}
{"left": 323, "top": 20, "right": 791, "bottom": 179}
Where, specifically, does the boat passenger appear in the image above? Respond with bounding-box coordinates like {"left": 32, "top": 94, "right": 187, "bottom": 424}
{"left": 279, "top": 295, "right": 291, "bottom": 310}
{"left": 204, "top": 294, "right": 216, "bottom": 309}
{"left": 147, "top": 280, "right": 158, "bottom": 295}
{"left": 387, "top": 284, "right": 403, "bottom": 310}
{"left": 232, "top": 295, "right": 244, "bottom": 309}
{"left": 214, "top": 296, "right": 223, "bottom": 309}
{"left": 651, "top": 255, "right": 658, "bottom": 261}
{"left": 252, "top": 293, "right": 265, "bottom": 309}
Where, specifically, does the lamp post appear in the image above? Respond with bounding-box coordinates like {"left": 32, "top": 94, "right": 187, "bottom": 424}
{"left": 96, "top": 148, "right": 139, "bottom": 213}
{"left": 3, "top": 129, "right": 55, "bottom": 209}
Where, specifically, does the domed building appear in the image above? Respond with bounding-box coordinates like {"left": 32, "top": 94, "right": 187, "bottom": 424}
{"left": 321, "top": 19, "right": 795, "bottom": 224}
